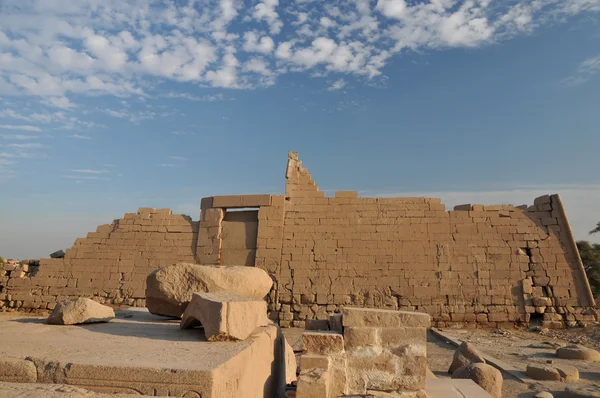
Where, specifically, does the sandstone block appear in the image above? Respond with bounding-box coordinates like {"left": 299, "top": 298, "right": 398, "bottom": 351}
{"left": 296, "top": 368, "right": 330, "bottom": 398}
{"left": 557, "top": 345, "right": 600, "bottom": 361}
{"left": 0, "top": 358, "right": 37, "bottom": 383}
{"left": 306, "top": 319, "right": 330, "bottom": 331}
{"left": 344, "top": 327, "right": 379, "bottom": 354}
{"left": 180, "top": 292, "right": 270, "bottom": 341}
{"left": 300, "top": 354, "right": 330, "bottom": 370}
{"left": 448, "top": 341, "right": 486, "bottom": 374}
{"left": 302, "top": 331, "right": 344, "bottom": 355}
{"left": 526, "top": 364, "right": 560, "bottom": 381}
{"left": 452, "top": 363, "right": 502, "bottom": 398}
{"left": 47, "top": 298, "right": 115, "bottom": 325}
{"left": 284, "top": 336, "right": 297, "bottom": 384}
{"left": 342, "top": 307, "right": 430, "bottom": 328}
{"left": 146, "top": 263, "right": 273, "bottom": 318}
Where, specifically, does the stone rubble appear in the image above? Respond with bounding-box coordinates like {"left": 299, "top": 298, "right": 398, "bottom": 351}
{"left": 47, "top": 297, "right": 115, "bottom": 325}
{"left": 451, "top": 362, "right": 503, "bottom": 398}
{"left": 448, "top": 341, "right": 486, "bottom": 374}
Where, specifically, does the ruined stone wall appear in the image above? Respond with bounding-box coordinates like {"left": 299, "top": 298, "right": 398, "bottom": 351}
{"left": 1, "top": 208, "right": 198, "bottom": 310}
{"left": 273, "top": 152, "right": 595, "bottom": 329}
{"left": 2, "top": 151, "right": 595, "bottom": 329}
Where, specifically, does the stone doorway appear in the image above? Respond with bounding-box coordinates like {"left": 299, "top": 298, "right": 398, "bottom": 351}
{"left": 220, "top": 209, "right": 259, "bottom": 266}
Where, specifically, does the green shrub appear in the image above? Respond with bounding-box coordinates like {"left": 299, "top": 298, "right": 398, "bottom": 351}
{"left": 578, "top": 240, "right": 600, "bottom": 296}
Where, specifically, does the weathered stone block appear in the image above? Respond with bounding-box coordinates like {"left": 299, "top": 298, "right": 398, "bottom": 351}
{"left": 342, "top": 307, "right": 431, "bottom": 328}
{"left": 302, "top": 331, "right": 344, "bottom": 355}
{"left": 180, "top": 292, "right": 270, "bottom": 341}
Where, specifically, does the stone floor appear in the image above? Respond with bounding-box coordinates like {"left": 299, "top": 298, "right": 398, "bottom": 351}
{"left": 0, "top": 308, "right": 286, "bottom": 397}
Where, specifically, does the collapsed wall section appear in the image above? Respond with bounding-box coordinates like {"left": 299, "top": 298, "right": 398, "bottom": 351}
{"left": 1, "top": 208, "right": 198, "bottom": 310}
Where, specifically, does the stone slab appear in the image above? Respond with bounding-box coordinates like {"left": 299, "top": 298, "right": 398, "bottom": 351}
{"left": 0, "top": 382, "right": 154, "bottom": 397}
{"left": 0, "top": 309, "right": 286, "bottom": 397}
{"left": 427, "top": 379, "right": 493, "bottom": 398}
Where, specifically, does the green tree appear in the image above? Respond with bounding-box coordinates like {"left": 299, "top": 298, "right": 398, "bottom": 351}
{"left": 591, "top": 222, "right": 600, "bottom": 235}
{"left": 578, "top": 240, "right": 600, "bottom": 296}
{"left": 0, "top": 256, "right": 4, "bottom": 263}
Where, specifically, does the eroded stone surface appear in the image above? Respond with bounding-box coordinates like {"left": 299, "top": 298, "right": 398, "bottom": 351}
{"left": 451, "top": 363, "right": 502, "bottom": 398}
{"left": 284, "top": 336, "right": 297, "bottom": 384}
{"left": 146, "top": 263, "right": 273, "bottom": 318}
{"left": 448, "top": 341, "right": 486, "bottom": 374}
{"left": 296, "top": 368, "right": 330, "bottom": 398}
{"left": 526, "top": 364, "right": 561, "bottom": 381}
{"left": 0, "top": 382, "right": 153, "bottom": 398}
{"left": 0, "top": 358, "right": 37, "bottom": 383}
{"left": 180, "top": 291, "right": 270, "bottom": 341}
{"left": 47, "top": 298, "right": 114, "bottom": 325}
{"left": 557, "top": 345, "right": 600, "bottom": 361}
{"left": 565, "top": 385, "right": 600, "bottom": 398}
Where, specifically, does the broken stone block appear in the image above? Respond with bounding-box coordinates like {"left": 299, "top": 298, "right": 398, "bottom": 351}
{"left": 448, "top": 341, "right": 486, "bottom": 374}
{"left": 302, "top": 331, "right": 344, "bottom": 355}
{"left": 0, "top": 358, "right": 37, "bottom": 383}
{"left": 344, "top": 327, "right": 380, "bottom": 356}
{"left": 557, "top": 345, "right": 600, "bottom": 361}
{"left": 47, "top": 298, "right": 115, "bottom": 325}
{"left": 451, "top": 363, "right": 502, "bottom": 398}
{"left": 284, "top": 337, "right": 297, "bottom": 384}
{"left": 526, "top": 364, "right": 561, "bottom": 381}
{"left": 533, "top": 297, "right": 553, "bottom": 307}
{"left": 180, "top": 292, "right": 270, "bottom": 341}
{"left": 342, "top": 307, "right": 431, "bottom": 328}
{"left": 49, "top": 250, "right": 65, "bottom": 259}
{"left": 146, "top": 263, "right": 273, "bottom": 318}
{"left": 296, "top": 368, "right": 330, "bottom": 398}
{"left": 556, "top": 364, "right": 579, "bottom": 382}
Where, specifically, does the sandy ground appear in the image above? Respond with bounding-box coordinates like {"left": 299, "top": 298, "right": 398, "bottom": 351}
{"left": 429, "top": 327, "right": 600, "bottom": 398}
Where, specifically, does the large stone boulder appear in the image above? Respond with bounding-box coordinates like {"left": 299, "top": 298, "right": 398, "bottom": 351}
{"left": 452, "top": 363, "right": 502, "bottom": 398}
{"left": 557, "top": 345, "right": 600, "bottom": 361}
{"left": 448, "top": 341, "right": 486, "bottom": 374}
{"left": 146, "top": 263, "right": 273, "bottom": 318}
{"left": 47, "top": 298, "right": 115, "bottom": 325}
{"left": 526, "top": 364, "right": 560, "bottom": 381}
{"left": 180, "top": 292, "right": 270, "bottom": 341}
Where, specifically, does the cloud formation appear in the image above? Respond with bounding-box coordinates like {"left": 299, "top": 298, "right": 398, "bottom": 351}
{"left": 0, "top": 0, "right": 598, "bottom": 107}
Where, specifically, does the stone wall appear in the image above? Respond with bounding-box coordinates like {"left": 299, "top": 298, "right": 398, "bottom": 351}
{"left": 1, "top": 151, "right": 595, "bottom": 329}
{"left": 269, "top": 152, "right": 595, "bottom": 328}
{"left": 2, "top": 208, "right": 197, "bottom": 310}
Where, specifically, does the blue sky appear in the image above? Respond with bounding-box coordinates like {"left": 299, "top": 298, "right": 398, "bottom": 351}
{"left": 1, "top": 0, "right": 600, "bottom": 259}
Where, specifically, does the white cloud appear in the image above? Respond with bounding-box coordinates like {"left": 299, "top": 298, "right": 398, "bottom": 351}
{"left": 328, "top": 78, "right": 346, "bottom": 91}
{"left": 243, "top": 32, "right": 275, "bottom": 54}
{"left": 0, "top": 124, "right": 42, "bottom": 132}
{"left": 0, "top": 134, "right": 39, "bottom": 140}
{"left": 0, "top": 0, "right": 596, "bottom": 104}
{"left": 563, "top": 54, "right": 600, "bottom": 86}
{"left": 43, "top": 96, "right": 76, "bottom": 110}
{"left": 163, "top": 92, "right": 225, "bottom": 101}
{"left": 69, "top": 134, "right": 91, "bottom": 139}
{"left": 7, "top": 142, "right": 44, "bottom": 149}
{"left": 253, "top": 0, "right": 283, "bottom": 34}
{"left": 160, "top": 163, "right": 177, "bottom": 167}
{"left": 62, "top": 175, "right": 109, "bottom": 180}
{"left": 169, "top": 156, "right": 187, "bottom": 161}
{"left": 376, "top": 0, "right": 407, "bottom": 19}
{"left": 69, "top": 169, "right": 108, "bottom": 174}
